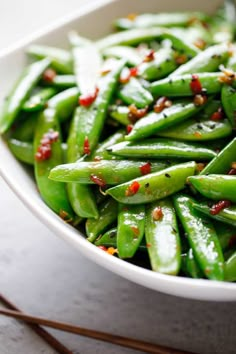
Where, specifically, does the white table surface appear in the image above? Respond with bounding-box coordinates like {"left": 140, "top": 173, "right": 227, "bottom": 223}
{"left": 0, "top": 1, "right": 236, "bottom": 353}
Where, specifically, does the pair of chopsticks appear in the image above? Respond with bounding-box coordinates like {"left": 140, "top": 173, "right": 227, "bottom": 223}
{"left": 0, "top": 293, "right": 192, "bottom": 354}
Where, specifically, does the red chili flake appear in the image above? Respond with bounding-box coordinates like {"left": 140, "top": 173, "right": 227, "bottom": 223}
{"left": 228, "top": 168, "right": 236, "bottom": 175}
{"left": 210, "top": 200, "right": 232, "bottom": 215}
{"left": 228, "top": 235, "right": 236, "bottom": 248}
{"left": 83, "top": 136, "right": 91, "bottom": 155}
{"left": 193, "top": 94, "right": 207, "bottom": 107}
{"left": 154, "top": 97, "right": 172, "bottom": 113}
{"left": 152, "top": 207, "right": 163, "bottom": 221}
{"left": 43, "top": 130, "right": 59, "bottom": 144}
{"left": 128, "top": 104, "right": 148, "bottom": 123}
{"left": 125, "top": 181, "right": 140, "bottom": 197}
{"left": 210, "top": 107, "right": 224, "bottom": 121}
{"left": 174, "top": 53, "right": 188, "bottom": 65}
{"left": 79, "top": 87, "right": 99, "bottom": 107}
{"left": 107, "top": 247, "right": 118, "bottom": 255}
{"left": 119, "top": 67, "right": 138, "bottom": 84}
{"left": 126, "top": 124, "right": 133, "bottom": 134}
{"left": 190, "top": 74, "right": 202, "bottom": 95}
{"left": 90, "top": 174, "right": 106, "bottom": 187}
{"left": 131, "top": 226, "right": 139, "bottom": 237}
{"left": 129, "top": 67, "right": 139, "bottom": 77}
{"left": 143, "top": 49, "right": 155, "bottom": 62}
{"left": 43, "top": 68, "right": 56, "bottom": 83}
{"left": 97, "top": 245, "right": 108, "bottom": 251}
{"left": 194, "top": 131, "right": 202, "bottom": 138}
{"left": 59, "top": 210, "right": 73, "bottom": 223}
{"left": 140, "top": 162, "right": 151, "bottom": 175}
{"left": 193, "top": 38, "right": 206, "bottom": 50}
{"left": 146, "top": 243, "right": 152, "bottom": 248}
{"left": 35, "top": 144, "right": 51, "bottom": 161}
{"left": 196, "top": 163, "right": 207, "bottom": 172}
{"left": 219, "top": 66, "right": 236, "bottom": 85}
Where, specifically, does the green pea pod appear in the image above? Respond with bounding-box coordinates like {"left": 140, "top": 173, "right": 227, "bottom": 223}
{"left": 33, "top": 108, "right": 74, "bottom": 221}
{"left": 8, "top": 138, "right": 34, "bottom": 165}
{"left": 125, "top": 100, "right": 206, "bottom": 141}
{"left": 27, "top": 45, "right": 73, "bottom": 74}
{"left": 215, "top": 221, "right": 236, "bottom": 252}
{"left": 138, "top": 47, "right": 177, "bottom": 81}
{"left": 170, "top": 43, "right": 230, "bottom": 77}
{"left": 150, "top": 72, "right": 223, "bottom": 98}
{"left": 200, "top": 138, "right": 236, "bottom": 175}
{"left": 108, "top": 138, "right": 216, "bottom": 160}
{"left": 221, "top": 85, "right": 236, "bottom": 128}
{"left": 192, "top": 201, "right": 236, "bottom": 228}
{"left": 173, "top": 194, "right": 224, "bottom": 281}
{"left": 145, "top": 198, "right": 181, "bottom": 275}
{"left": 90, "top": 129, "right": 125, "bottom": 161}
{"left": 67, "top": 107, "right": 99, "bottom": 219}
{"left": 109, "top": 105, "right": 130, "bottom": 126}
{"left": 102, "top": 46, "right": 141, "bottom": 66}
{"left": 107, "top": 161, "right": 196, "bottom": 205}
{"left": 86, "top": 197, "right": 118, "bottom": 243}
{"left": 0, "top": 58, "right": 50, "bottom": 134}
{"left": 117, "top": 204, "right": 145, "bottom": 259}
{"left": 47, "top": 75, "right": 76, "bottom": 89}
{"left": 210, "top": 1, "right": 236, "bottom": 44}
{"left": 118, "top": 77, "right": 153, "bottom": 108}
{"left": 76, "top": 59, "right": 125, "bottom": 156}
{"left": 181, "top": 249, "right": 204, "bottom": 279}
{"left": 189, "top": 175, "right": 236, "bottom": 203}
{"left": 22, "top": 87, "right": 57, "bottom": 112}
{"left": 225, "top": 251, "right": 236, "bottom": 282}
{"left": 48, "top": 87, "right": 79, "bottom": 122}
{"left": 114, "top": 12, "right": 208, "bottom": 30}
{"left": 50, "top": 160, "right": 169, "bottom": 185}
{"left": 12, "top": 113, "right": 38, "bottom": 141}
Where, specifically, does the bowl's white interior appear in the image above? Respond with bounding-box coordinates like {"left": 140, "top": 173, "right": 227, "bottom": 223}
{"left": 1, "top": 0, "right": 236, "bottom": 301}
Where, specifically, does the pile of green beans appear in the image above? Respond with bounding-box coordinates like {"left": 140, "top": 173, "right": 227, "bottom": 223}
{"left": 1, "top": 1, "right": 236, "bottom": 282}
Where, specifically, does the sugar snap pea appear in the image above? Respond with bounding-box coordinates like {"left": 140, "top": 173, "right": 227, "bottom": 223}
{"left": 118, "top": 77, "right": 153, "bottom": 108}
{"left": 22, "top": 87, "right": 57, "bottom": 112}
{"left": 48, "top": 87, "right": 79, "bottom": 122}
{"left": 181, "top": 249, "right": 204, "bottom": 279}
{"left": 89, "top": 130, "right": 125, "bottom": 161}
{"left": 107, "top": 161, "right": 196, "bottom": 204}
{"left": 46, "top": 75, "right": 76, "bottom": 88}
{"left": 102, "top": 46, "right": 141, "bottom": 66}
{"left": 145, "top": 198, "right": 181, "bottom": 275}
{"left": 0, "top": 58, "right": 50, "bottom": 134}
{"left": 8, "top": 138, "right": 34, "bottom": 165}
{"left": 224, "top": 251, "right": 236, "bottom": 281}
{"left": 173, "top": 194, "right": 224, "bottom": 281}
{"left": 221, "top": 85, "right": 236, "bottom": 128}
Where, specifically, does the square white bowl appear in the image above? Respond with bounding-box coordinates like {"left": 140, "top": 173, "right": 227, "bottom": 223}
{"left": 0, "top": 0, "right": 235, "bottom": 301}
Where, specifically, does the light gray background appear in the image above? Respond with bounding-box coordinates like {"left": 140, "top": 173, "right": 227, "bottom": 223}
{"left": 0, "top": 1, "right": 235, "bottom": 353}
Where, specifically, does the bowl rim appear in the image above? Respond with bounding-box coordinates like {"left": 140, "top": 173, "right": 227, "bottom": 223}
{"left": 0, "top": 0, "right": 236, "bottom": 301}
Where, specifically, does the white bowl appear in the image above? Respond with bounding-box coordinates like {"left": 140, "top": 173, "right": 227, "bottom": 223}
{"left": 0, "top": 0, "right": 235, "bottom": 301}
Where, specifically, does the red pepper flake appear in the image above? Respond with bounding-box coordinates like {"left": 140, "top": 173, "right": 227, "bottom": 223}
{"left": 228, "top": 168, "right": 236, "bottom": 175}
{"left": 174, "top": 53, "right": 188, "bottom": 65}
{"left": 79, "top": 87, "right": 99, "bottom": 107}
{"left": 125, "top": 181, "right": 140, "bottom": 197}
{"left": 193, "top": 131, "right": 202, "bottom": 138}
{"left": 154, "top": 97, "right": 172, "bottom": 113}
{"left": 126, "top": 124, "right": 133, "bottom": 134}
{"left": 219, "top": 66, "right": 236, "bottom": 85}
{"left": 128, "top": 104, "right": 148, "bottom": 123}
{"left": 210, "top": 107, "right": 224, "bottom": 121}
{"left": 43, "top": 68, "right": 56, "bottom": 83}
{"left": 143, "top": 49, "right": 155, "bottom": 62}
{"left": 129, "top": 67, "right": 139, "bottom": 77}
{"left": 107, "top": 247, "right": 118, "bottom": 255}
{"left": 35, "top": 129, "right": 59, "bottom": 162}
{"left": 190, "top": 74, "right": 202, "bottom": 95}
{"left": 194, "top": 38, "right": 206, "bottom": 50}
{"left": 97, "top": 245, "right": 108, "bottom": 252}
{"left": 228, "top": 235, "right": 236, "bottom": 248}
{"left": 139, "top": 162, "right": 151, "bottom": 175}
{"left": 119, "top": 67, "right": 138, "bottom": 83}
{"left": 193, "top": 94, "right": 207, "bottom": 107}
{"left": 90, "top": 174, "right": 106, "bottom": 187}
{"left": 146, "top": 243, "right": 152, "bottom": 248}
{"left": 83, "top": 136, "right": 91, "bottom": 155}
{"left": 152, "top": 207, "right": 164, "bottom": 221}
{"left": 197, "top": 163, "right": 207, "bottom": 172}
{"left": 210, "top": 200, "right": 232, "bottom": 215}
{"left": 59, "top": 209, "right": 73, "bottom": 223}
{"left": 131, "top": 226, "right": 139, "bottom": 237}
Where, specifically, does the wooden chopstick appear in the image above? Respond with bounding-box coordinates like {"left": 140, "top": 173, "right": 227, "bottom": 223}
{"left": 0, "top": 306, "right": 193, "bottom": 354}
{"left": 0, "top": 294, "right": 73, "bottom": 354}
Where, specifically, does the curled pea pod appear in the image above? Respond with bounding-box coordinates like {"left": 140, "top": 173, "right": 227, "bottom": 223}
{"left": 125, "top": 100, "right": 206, "bottom": 141}
{"left": 225, "top": 251, "right": 236, "bottom": 282}
{"left": 138, "top": 47, "right": 178, "bottom": 81}
{"left": 108, "top": 138, "right": 217, "bottom": 160}
{"left": 118, "top": 77, "right": 153, "bottom": 108}
{"left": 145, "top": 198, "right": 181, "bottom": 275}
{"left": 86, "top": 197, "right": 118, "bottom": 243}
{"left": 76, "top": 59, "right": 125, "bottom": 156}
{"left": 189, "top": 175, "right": 236, "bottom": 203}
{"left": 150, "top": 72, "right": 223, "bottom": 98}
{"left": 48, "top": 87, "right": 79, "bottom": 122}
{"left": 107, "top": 161, "right": 196, "bottom": 205}
{"left": 8, "top": 139, "right": 34, "bottom": 165}
{"left": 46, "top": 75, "right": 76, "bottom": 89}
{"left": 22, "top": 87, "right": 57, "bottom": 112}
{"left": 49, "top": 160, "right": 169, "bottom": 185}
{"left": 67, "top": 107, "right": 99, "bottom": 219}
{"left": 89, "top": 129, "right": 125, "bottom": 161}
{"left": 117, "top": 204, "right": 145, "bottom": 259}
{"left": 0, "top": 58, "right": 50, "bottom": 134}
{"left": 221, "top": 85, "right": 236, "bottom": 128}
{"left": 200, "top": 137, "right": 236, "bottom": 175}
{"left": 33, "top": 108, "right": 74, "bottom": 221}
{"left": 170, "top": 43, "right": 230, "bottom": 77}
{"left": 192, "top": 201, "right": 236, "bottom": 228}
{"left": 114, "top": 12, "right": 208, "bottom": 31}
{"left": 102, "top": 46, "right": 142, "bottom": 67}
{"left": 173, "top": 194, "right": 224, "bottom": 281}
{"left": 181, "top": 249, "right": 204, "bottom": 279}
{"left": 27, "top": 45, "right": 73, "bottom": 74}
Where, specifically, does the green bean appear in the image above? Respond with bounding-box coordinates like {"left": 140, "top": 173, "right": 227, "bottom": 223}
{"left": 0, "top": 58, "right": 50, "bottom": 134}
{"left": 118, "top": 77, "right": 153, "bottom": 108}
{"left": 173, "top": 194, "right": 224, "bottom": 281}
{"left": 117, "top": 204, "right": 145, "bottom": 258}
{"left": 145, "top": 198, "right": 181, "bottom": 275}
{"left": 22, "top": 87, "right": 57, "bottom": 112}
{"left": 107, "top": 161, "right": 196, "bottom": 204}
